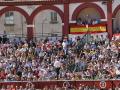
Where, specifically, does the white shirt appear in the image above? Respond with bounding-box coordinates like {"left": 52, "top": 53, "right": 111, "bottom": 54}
{"left": 116, "top": 67, "right": 120, "bottom": 75}
{"left": 75, "top": 57, "right": 79, "bottom": 63}
{"left": 54, "top": 60, "right": 61, "bottom": 68}
{"left": 62, "top": 41, "right": 67, "bottom": 48}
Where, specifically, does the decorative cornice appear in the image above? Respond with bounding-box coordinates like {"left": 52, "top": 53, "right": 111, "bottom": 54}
{"left": 0, "top": 0, "right": 109, "bottom": 6}
{"left": 0, "top": 1, "right": 64, "bottom": 6}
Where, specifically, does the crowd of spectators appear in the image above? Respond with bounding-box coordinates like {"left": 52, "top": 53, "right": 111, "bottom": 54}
{"left": 0, "top": 82, "right": 35, "bottom": 90}
{"left": 76, "top": 17, "right": 100, "bottom": 25}
{"left": 0, "top": 34, "right": 119, "bottom": 82}
{"left": 0, "top": 34, "right": 118, "bottom": 89}
{"left": 0, "top": 84, "right": 99, "bottom": 90}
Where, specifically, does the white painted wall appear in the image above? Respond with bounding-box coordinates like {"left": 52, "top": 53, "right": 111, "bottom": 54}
{"left": 112, "top": 0, "right": 120, "bottom": 33}
{"left": 112, "top": 0, "right": 120, "bottom": 13}
{"left": 34, "top": 10, "right": 62, "bottom": 38}
{"left": 54, "top": 5, "right": 64, "bottom": 12}
{"left": 0, "top": 6, "right": 6, "bottom": 10}
{"left": 18, "top": 5, "right": 40, "bottom": 15}
{"left": 0, "top": 12, "right": 27, "bottom": 37}
{"left": 14, "top": 12, "right": 27, "bottom": 37}
{"left": 69, "top": 3, "right": 81, "bottom": 22}
{"left": 93, "top": 1, "right": 107, "bottom": 19}
{"left": 0, "top": 15, "right": 5, "bottom": 35}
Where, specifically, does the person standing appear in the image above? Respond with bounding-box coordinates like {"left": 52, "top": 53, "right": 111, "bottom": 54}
{"left": 54, "top": 58, "right": 61, "bottom": 80}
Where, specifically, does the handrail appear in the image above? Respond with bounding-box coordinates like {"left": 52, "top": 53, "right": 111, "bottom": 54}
{"left": 0, "top": 79, "right": 118, "bottom": 82}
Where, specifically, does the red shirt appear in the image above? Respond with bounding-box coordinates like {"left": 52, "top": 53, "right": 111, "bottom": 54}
{"left": 0, "top": 71, "right": 6, "bottom": 79}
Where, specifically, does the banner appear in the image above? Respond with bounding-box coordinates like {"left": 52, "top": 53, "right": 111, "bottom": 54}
{"left": 70, "top": 24, "right": 106, "bottom": 34}
{"left": 69, "top": 32, "right": 108, "bottom": 41}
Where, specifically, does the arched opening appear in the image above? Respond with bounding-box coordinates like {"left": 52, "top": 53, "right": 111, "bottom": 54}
{"left": 71, "top": 3, "right": 106, "bottom": 44}
{"left": 33, "top": 10, "right": 63, "bottom": 40}
{"left": 0, "top": 11, "right": 27, "bottom": 41}
{"left": 30, "top": 5, "right": 64, "bottom": 40}
{"left": 113, "top": 6, "right": 120, "bottom": 34}
{"left": 77, "top": 8, "right": 101, "bottom": 24}
{"left": 72, "top": 3, "right": 105, "bottom": 21}
{"left": 0, "top": 6, "right": 29, "bottom": 41}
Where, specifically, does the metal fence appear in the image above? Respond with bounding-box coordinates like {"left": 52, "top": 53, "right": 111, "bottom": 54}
{"left": 0, "top": 33, "right": 62, "bottom": 41}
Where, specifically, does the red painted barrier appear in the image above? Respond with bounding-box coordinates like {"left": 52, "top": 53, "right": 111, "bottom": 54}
{"left": 0, "top": 80, "right": 120, "bottom": 89}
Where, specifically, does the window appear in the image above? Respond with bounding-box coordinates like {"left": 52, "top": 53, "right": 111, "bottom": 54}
{"left": 5, "top": 11, "right": 14, "bottom": 25}
{"left": 50, "top": 11, "right": 58, "bottom": 24}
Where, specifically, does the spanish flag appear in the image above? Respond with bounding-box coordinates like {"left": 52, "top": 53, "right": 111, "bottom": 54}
{"left": 70, "top": 24, "right": 106, "bottom": 34}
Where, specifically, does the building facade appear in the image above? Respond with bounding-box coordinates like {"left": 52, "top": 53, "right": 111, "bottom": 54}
{"left": 0, "top": 0, "right": 119, "bottom": 40}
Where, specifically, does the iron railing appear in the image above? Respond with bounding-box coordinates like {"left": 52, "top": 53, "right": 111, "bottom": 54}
{"left": 0, "top": 33, "right": 62, "bottom": 41}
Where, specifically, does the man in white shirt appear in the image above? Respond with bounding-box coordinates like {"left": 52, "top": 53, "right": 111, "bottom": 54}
{"left": 54, "top": 59, "right": 61, "bottom": 80}
{"left": 62, "top": 40, "right": 68, "bottom": 54}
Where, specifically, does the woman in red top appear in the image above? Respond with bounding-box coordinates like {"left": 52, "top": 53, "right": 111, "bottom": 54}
{"left": 0, "top": 70, "right": 6, "bottom": 80}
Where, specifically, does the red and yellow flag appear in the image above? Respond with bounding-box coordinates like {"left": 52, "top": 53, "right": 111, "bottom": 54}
{"left": 70, "top": 24, "right": 106, "bottom": 34}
